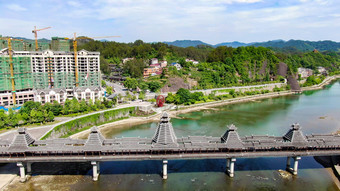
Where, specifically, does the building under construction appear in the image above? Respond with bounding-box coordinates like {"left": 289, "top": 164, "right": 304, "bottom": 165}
{"left": 0, "top": 48, "right": 103, "bottom": 106}
{"left": 0, "top": 35, "right": 50, "bottom": 51}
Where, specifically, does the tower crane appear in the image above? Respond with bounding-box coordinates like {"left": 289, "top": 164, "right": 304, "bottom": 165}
{"left": 70, "top": 33, "right": 120, "bottom": 87}
{"left": 0, "top": 37, "right": 24, "bottom": 105}
{"left": 32, "top": 26, "right": 51, "bottom": 51}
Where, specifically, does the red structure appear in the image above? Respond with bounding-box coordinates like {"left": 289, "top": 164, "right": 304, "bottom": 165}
{"left": 156, "top": 95, "right": 165, "bottom": 107}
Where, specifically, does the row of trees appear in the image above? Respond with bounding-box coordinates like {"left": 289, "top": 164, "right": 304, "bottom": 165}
{"left": 0, "top": 98, "right": 116, "bottom": 129}
{"left": 124, "top": 77, "right": 162, "bottom": 92}
{"left": 165, "top": 85, "right": 288, "bottom": 105}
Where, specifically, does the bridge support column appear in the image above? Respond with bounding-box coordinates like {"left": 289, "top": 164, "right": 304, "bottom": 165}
{"left": 226, "top": 158, "right": 236, "bottom": 178}
{"left": 292, "top": 156, "right": 301, "bottom": 175}
{"left": 286, "top": 157, "right": 291, "bottom": 170}
{"left": 27, "top": 162, "right": 32, "bottom": 174}
{"left": 162, "top": 159, "right": 168, "bottom": 180}
{"left": 286, "top": 156, "right": 301, "bottom": 175}
{"left": 17, "top": 162, "right": 26, "bottom": 182}
{"left": 91, "top": 161, "right": 100, "bottom": 181}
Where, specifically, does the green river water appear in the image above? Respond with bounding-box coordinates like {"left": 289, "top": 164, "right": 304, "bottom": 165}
{"left": 70, "top": 81, "right": 340, "bottom": 190}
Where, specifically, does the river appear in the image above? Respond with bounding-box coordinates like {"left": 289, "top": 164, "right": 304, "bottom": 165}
{"left": 6, "top": 81, "right": 340, "bottom": 191}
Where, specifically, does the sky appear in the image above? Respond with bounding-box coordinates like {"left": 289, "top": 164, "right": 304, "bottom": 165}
{"left": 0, "top": 0, "right": 340, "bottom": 44}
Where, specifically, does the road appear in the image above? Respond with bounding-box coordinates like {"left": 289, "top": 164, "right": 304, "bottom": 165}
{"left": 105, "top": 80, "right": 127, "bottom": 96}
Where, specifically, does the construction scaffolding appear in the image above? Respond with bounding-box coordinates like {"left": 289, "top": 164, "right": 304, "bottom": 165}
{"left": 0, "top": 56, "right": 32, "bottom": 91}
{"left": 0, "top": 39, "right": 49, "bottom": 51}
{"left": 51, "top": 37, "right": 70, "bottom": 52}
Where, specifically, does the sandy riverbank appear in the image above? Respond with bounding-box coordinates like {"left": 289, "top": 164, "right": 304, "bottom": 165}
{"left": 70, "top": 114, "right": 162, "bottom": 139}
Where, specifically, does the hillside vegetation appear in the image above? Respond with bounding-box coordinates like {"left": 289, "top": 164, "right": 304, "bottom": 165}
{"left": 79, "top": 40, "right": 340, "bottom": 90}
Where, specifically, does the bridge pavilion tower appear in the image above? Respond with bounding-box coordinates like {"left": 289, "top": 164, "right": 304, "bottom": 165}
{"left": 283, "top": 123, "right": 307, "bottom": 175}
{"left": 221, "top": 124, "right": 244, "bottom": 177}
{"left": 152, "top": 112, "right": 179, "bottom": 179}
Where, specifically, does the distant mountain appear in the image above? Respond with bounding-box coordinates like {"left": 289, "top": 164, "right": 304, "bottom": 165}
{"left": 214, "top": 41, "right": 251, "bottom": 48}
{"left": 12, "top": 37, "right": 51, "bottom": 43}
{"left": 163, "top": 40, "right": 211, "bottom": 48}
{"left": 252, "top": 40, "right": 340, "bottom": 52}
{"left": 163, "top": 39, "right": 340, "bottom": 52}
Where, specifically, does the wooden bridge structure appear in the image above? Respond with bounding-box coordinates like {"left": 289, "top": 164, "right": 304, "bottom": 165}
{"left": 0, "top": 112, "right": 339, "bottom": 182}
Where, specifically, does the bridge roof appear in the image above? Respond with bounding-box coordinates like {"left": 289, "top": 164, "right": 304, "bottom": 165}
{"left": 1, "top": 117, "right": 340, "bottom": 154}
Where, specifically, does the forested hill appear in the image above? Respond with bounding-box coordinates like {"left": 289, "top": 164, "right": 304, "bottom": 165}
{"left": 252, "top": 40, "right": 340, "bottom": 52}
{"left": 163, "top": 40, "right": 210, "bottom": 48}
{"left": 162, "top": 39, "right": 340, "bottom": 52}
{"left": 79, "top": 40, "right": 340, "bottom": 90}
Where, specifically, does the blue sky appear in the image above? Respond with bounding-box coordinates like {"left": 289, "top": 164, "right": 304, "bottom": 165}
{"left": 0, "top": 0, "right": 339, "bottom": 44}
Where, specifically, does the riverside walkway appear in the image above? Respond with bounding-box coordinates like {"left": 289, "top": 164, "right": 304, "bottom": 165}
{"left": 0, "top": 112, "right": 339, "bottom": 182}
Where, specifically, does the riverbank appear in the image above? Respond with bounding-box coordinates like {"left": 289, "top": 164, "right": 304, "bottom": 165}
{"left": 71, "top": 75, "right": 340, "bottom": 139}
{"left": 70, "top": 113, "right": 162, "bottom": 139}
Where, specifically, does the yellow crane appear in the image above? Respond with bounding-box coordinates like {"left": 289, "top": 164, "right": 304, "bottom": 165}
{"left": 0, "top": 37, "right": 24, "bottom": 105}
{"left": 32, "top": 26, "right": 51, "bottom": 51}
{"left": 70, "top": 33, "right": 120, "bottom": 87}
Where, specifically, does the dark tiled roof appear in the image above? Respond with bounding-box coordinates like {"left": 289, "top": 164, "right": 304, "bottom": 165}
{"left": 221, "top": 124, "right": 244, "bottom": 149}
{"left": 152, "top": 112, "right": 178, "bottom": 148}
{"left": 8, "top": 128, "right": 35, "bottom": 151}
{"left": 85, "top": 127, "right": 105, "bottom": 151}
{"left": 283, "top": 123, "right": 308, "bottom": 146}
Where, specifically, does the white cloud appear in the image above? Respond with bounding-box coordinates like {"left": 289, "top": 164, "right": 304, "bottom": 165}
{"left": 67, "top": 1, "right": 81, "bottom": 7}
{"left": 6, "top": 4, "right": 27, "bottom": 12}
{"left": 1, "top": 0, "right": 340, "bottom": 43}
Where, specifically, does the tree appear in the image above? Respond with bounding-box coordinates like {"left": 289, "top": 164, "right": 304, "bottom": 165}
{"left": 36, "top": 111, "right": 44, "bottom": 123}
{"left": 100, "top": 56, "right": 110, "bottom": 75}
{"left": 166, "top": 93, "right": 176, "bottom": 103}
{"left": 106, "top": 86, "right": 113, "bottom": 95}
{"left": 148, "top": 81, "right": 162, "bottom": 92}
{"left": 123, "top": 59, "right": 146, "bottom": 78}
{"left": 0, "top": 110, "right": 8, "bottom": 129}
{"left": 124, "top": 77, "right": 138, "bottom": 90}
{"left": 20, "top": 101, "right": 42, "bottom": 115}
{"left": 8, "top": 109, "right": 20, "bottom": 127}
{"left": 51, "top": 101, "right": 62, "bottom": 116}
{"left": 47, "top": 111, "right": 54, "bottom": 122}
{"left": 139, "top": 91, "right": 145, "bottom": 100}
{"left": 79, "top": 100, "right": 89, "bottom": 112}
{"left": 138, "top": 81, "right": 149, "bottom": 91}
{"left": 21, "top": 113, "right": 30, "bottom": 124}
{"left": 30, "top": 110, "right": 38, "bottom": 123}
{"left": 176, "top": 88, "right": 191, "bottom": 104}
{"left": 101, "top": 80, "right": 107, "bottom": 87}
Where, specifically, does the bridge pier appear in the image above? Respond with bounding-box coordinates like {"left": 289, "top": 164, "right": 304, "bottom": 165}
{"left": 91, "top": 161, "right": 100, "bottom": 181}
{"left": 286, "top": 156, "right": 301, "bottom": 175}
{"left": 17, "top": 162, "right": 26, "bottom": 182}
{"left": 226, "top": 158, "right": 236, "bottom": 177}
{"left": 162, "top": 159, "right": 168, "bottom": 180}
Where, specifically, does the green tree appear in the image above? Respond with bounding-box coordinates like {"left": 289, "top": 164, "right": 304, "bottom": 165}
{"left": 166, "top": 93, "right": 176, "bottom": 103}
{"left": 47, "top": 111, "right": 55, "bottom": 122}
{"left": 148, "top": 81, "right": 162, "bottom": 92}
{"left": 138, "top": 81, "right": 149, "bottom": 91}
{"left": 101, "top": 80, "right": 107, "bottom": 87}
{"left": 176, "top": 88, "right": 191, "bottom": 104}
{"left": 123, "top": 58, "right": 146, "bottom": 78}
{"left": 36, "top": 111, "right": 44, "bottom": 123}
{"left": 79, "top": 100, "right": 89, "bottom": 112}
{"left": 30, "top": 110, "right": 38, "bottom": 123}
{"left": 51, "top": 101, "right": 62, "bottom": 116}
{"left": 106, "top": 86, "right": 113, "bottom": 95}
{"left": 0, "top": 110, "right": 8, "bottom": 128}
{"left": 139, "top": 91, "right": 145, "bottom": 100}
{"left": 124, "top": 77, "right": 139, "bottom": 90}
{"left": 21, "top": 113, "right": 30, "bottom": 124}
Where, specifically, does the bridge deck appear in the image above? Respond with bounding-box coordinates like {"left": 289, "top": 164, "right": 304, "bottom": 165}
{"left": 0, "top": 112, "right": 339, "bottom": 162}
